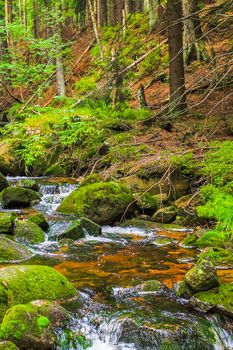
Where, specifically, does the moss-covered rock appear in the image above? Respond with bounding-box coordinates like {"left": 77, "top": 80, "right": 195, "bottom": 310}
{"left": 139, "top": 280, "right": 163, "bottom": 292}
{"left": 0, "top": 236, "right": 32, "bottom": 262}
{"left": 57, "top": 181, "right": 133, "bottom": 225}
{"left": 185, "top": 259, "right": 220, "bottom": 293}
{"left": 0, "top": 213, "right": 16, "bottom": 234}
{"left": 195, "top": 230, "right": 232, "bottom": 249}
{"left": 43, "top": 164, "right": 66, "bottom": 177}
{"left": 152, "top": 206, "right": 177, "bottom": 224}
{"left": 0, "top": 341, "right": 19, "bottom": 350}
{"left": 133, "top": 192, "right": 158, "bottom": 213}
{"left": 0, "top": 300, "right": 69, "bottom": 349}
{"left": 0, "top": 173, "right": 9, "bottom": 193}
{"left": 0, "top": 265, "right": 78, "bottom": 319}
{"left": 14, "top": 220, "right": 45, "bottom": 244}
{"left": 17, "top": 179, "right": 39, "bottom": 192}
{"left": 80, "top": 217, "right": 102, "bottom": 236}
{"left": 176, "top": 280, "right": 194, "bottom": 299}
{"left": 2, "top": 188, "right": 41, "bottom": 209}
{"left": 153, "top": 237, "right": 172, "bottom": 246}
{"left": 28, "top": 212, "right": 49, "bottom": 231}
{"left": 198, "top": 247, "right": 233, "bottom": 266}
{"left": 80, "top": 173, "right": 102, "bottom": 187}
{"left": 58, "top": 220, "right": 84, "bottom": 241}
{"left": 182, "top": 233, "right": 198, "bottom": 247}
{"left": 190, "top": 283, "right": 233, "bottom": 316}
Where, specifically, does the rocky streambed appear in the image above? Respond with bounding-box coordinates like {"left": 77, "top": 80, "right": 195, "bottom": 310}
{"left": 0, "top": 176, "right": 232, "bottom": 350}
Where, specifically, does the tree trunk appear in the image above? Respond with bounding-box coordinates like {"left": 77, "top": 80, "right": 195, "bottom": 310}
{"left": 116, "top": 0, "right": 124, "bottom": 24}
{"left": 109, "top": 0, "right": 116, "bottom": 26}
{"left": 98, "top": 0, "right": 108, "bottom": 26}
{"left": 5, "top": 0, "right": 13, "bottom": 49}
{"left": 88, "top": 0, "right": 104, "bottom": 60}
{"left": 167, "top": 0, "right": 187, "bottom": 115}
{"left": 182, "top": 0, "right": 209, "bottom": 65}
{"left": 56, "top": 51, "right": 66, "bottom": 96}
{"left": 33, "top": 0, "right": 39, "bottom": 38}
{"left": 23, "top": 0, "right": 27, "bottom": 30}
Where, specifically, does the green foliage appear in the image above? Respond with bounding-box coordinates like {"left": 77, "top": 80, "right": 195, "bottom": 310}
{"left": 57, "top": 329, "right": 92, "bottom": 350}
{"left": 195, "top": 230, "right": 231, "bottom": 248}
{"left": 75, "top": 77, "right": 97, "bottom": 96}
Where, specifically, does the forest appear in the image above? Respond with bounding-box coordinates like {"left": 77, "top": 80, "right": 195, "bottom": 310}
{"left": 0, "top": 0, "right": 232, "bottom": 349}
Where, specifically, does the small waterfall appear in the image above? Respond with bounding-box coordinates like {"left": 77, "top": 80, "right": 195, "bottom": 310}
{"left": 208, "top": 314, "right": 233, "bottom": 350}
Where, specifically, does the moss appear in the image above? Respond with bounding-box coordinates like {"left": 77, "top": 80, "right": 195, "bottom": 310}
{"left": 183, "top": 234, "right": 198, "bottom": 247}
{"left": 1, "top": 187, "right": 41, "bottom": 209}
{"left": 153, "top": 237, "right": 171, "bottom": 246}
{"left": 58, "top": 220, "right": 84, "bottom": 241}
{"left": 15, "top": 220, "right": 45, "bottom": 244}
{"left": 57, "top": 181, "right": 133, "bottom": 225}
{"left": 198, "top": 247, "right": 233, "bottom": 266}
{"left": 0, "top": 213, "right": 16, "bottom": 234}
{"left": 141, "top": 280, "right": 162, "bottom": 292}
{"left": 0, "top": 173, "right": 9, "bottom": 192}
{"left": 28, "top": 212, "right": 49, "bottom": 231}
{"left": 192, "top": 283, "right": 233, "bottom": 315}
{"left": 0, "top": 341, "right": 19, "bottom": 349}
{"left": 0, "top": 236, "right": 32, "bottom": 262}
{"left": 80, "top": 217, "right": 102, "bottom": 236}
{"left": 80, "top": 173, "right": 102, "bottom": 187}
{"left": 134, "top": 192, "right": 158, "bottom": 213}
{"left": 37, "top": 316, "right": 50, "bottom": 327}
{"left": 195, "top": 230, "right": 232, "bottom": 248}
{"left": 152, "top": 206, "right": 177, "bottom": 224}
{"left": 17, "top": 179, "right": 39, "bottom": 192}
{"left": 0, "top": 265, "right": 78, "bottom": 319}
{"left": 43, "top": 164, "right": 66, "bottom": 177}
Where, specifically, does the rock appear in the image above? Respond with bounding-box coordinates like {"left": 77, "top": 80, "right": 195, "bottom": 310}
{"left": 80, "top": 173, "right": 102, "bottom": 187}
{"left": 58, "top": 220, "right": 84, "bottom": 241}
{"left": 137, "top": 280, "right": 167, "bottom": 293}
{"left": 185, "top": 258, "right": 220, "bottom": 293}
{"left": 17, "top": 179, "right": 39, "bottom": 192}
{"left": 0, "top": 213, "right": 16, "bottom": 234}
{"left": 153, "top": 193, "right": 168, "bottom": 205}
{"left": 0, "top": 341, "right": 19, "bottom": 350}
{"left": 28, "top": 212, "right": 49, "bottom": 231}
{"left": 2, "top": 188, "right": 41, "bottom": 208}
{"left": 0, "top": 173, "right": 9, "bottom": 192}
{"left": 133, "top": 192, "right": 158, "bottom": 214}
{"left": 190, "top": 283, "right": 233, "bottom": 317}
{"left": 176, "top": 280, "right": 194, "bottom": 299}
{"left": 0, "top": 265, "right": 78, "bottom": 319}
{"left": 152, "top": 236, "right": 172, "bottom": 246}
{"left": 0, "top": 236, "right": 32, "bottom": 262}
{"left": 57, "top": 181, "right": 133, "bottom": 225}
{"left": 15, "top": 220, "right": 45, "bottom": 244}
{"left": 0, "top": 300, "right": 69, "bottom": 349}
{"left": 198, "top": 247, "right": 233, "bottom": 267}
{"left": 80, "top": 217, "right": 102, "bottom": 236}
{"left": 152, "top": 206, "right": 177, "bottom": 223}
{"left": 43, "top": 164, "right": 66, "bottom": 177}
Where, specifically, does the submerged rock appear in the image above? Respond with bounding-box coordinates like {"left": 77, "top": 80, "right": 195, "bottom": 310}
{"left": 57, "top": 181, "right": 133, "bottom": 225}
{"left": 58, "top": 220, "right": 85, "bottom": 241}
{"left": 0, "top": 173, "right": 9, "bottom": 193}
{"left": 15, "top": 220, "right": 45, "bottom": 244}
{"left": 1, "top": 187, "right": 41, "bottom": 208}
{"left": 190, "top": 283, "right": 233, "bottom": 317}
{"left": 17, "top": 179, "right": 39, "bottom": 192}
{"left": 0, "top": 265, "right": 78, "bottom": 319}
{"left": 152, "top": 206, "right": 177, "bottom": 223}
{"left": 80, "top": 217, "right": 102, "bottom": 236}
{"left": 0, "top": 300, "right": 69, "bottom": 349}
{"left": 28, "top": 211, "right": 49, "bottom": 231}
{"left": 0, "top": 341, "right": 18, "bottom": 350}
{"left": 0, "top": 236, "right": 32, "bottom": 262}
{"left": 0, "top": 213, "right": 16, "bottom": 234}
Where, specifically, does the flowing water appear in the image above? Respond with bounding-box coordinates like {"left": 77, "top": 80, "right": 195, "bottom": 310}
{"left": 2, "top": 177, "right": 233, "bottom": 350}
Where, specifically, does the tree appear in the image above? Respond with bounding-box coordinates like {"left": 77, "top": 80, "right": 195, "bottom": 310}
{"left": 182, "top": 0, "right": 209, "bottom": 65}
{"left": 167, "top": 0, "right": 187, "bottom": 114}
{"left": 5, "top": 0, "right": 13, "bottom": 49}
{"left": 144, "top": 0, "right": 159, "bottom": 31}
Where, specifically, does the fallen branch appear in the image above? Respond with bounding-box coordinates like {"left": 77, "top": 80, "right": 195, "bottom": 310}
{"left": 0, "top": 79, "right": 23, "bottom": 104}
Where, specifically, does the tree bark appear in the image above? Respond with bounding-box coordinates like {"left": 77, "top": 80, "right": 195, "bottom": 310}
{"left": 5, "top": 0, "right": 13, "bottom": 49}
{"left": 56, "top": 51, "right": 66, "bottom": 97}
{"left": 88, "top": 0, "right": 104, "bottom": 60}
{"left": 167, "top": 0, "right": 187, "bottom": 115}
{"left": 182, "top": 0, "right": 209, "bottom": 65}
{"left": 109, "top": 0, "right": 116, "bottom": 26}
{"left": 33, "top": 0, "right": 39, "bottom": 38}
{"left": 98, "top": 0, "right": 108, "bottom": 26}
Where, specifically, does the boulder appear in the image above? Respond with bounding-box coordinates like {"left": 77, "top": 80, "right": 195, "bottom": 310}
{"left": 28, "top": 212, "right": 49, "bottom": 231}
{"left": 58, "top": 220, "right": 84, "bottom": 241}
{"left": 0, "top": 213, "right": 16, "bottom": 234}
{"left": 0, "top": 265, "right": 78, "bottom": 319}
{"left": 0, "top": 300, "right": 69, "bottom": 349}
{"left": 152, "top": 206, "right": 177, "bottom": 223}
{"left": 17, "top": 179, "right": 39, "bottom": 192}
{"left": 2, "top": 188, "right": 41, "bottom": 208}
{"left": 43, "top": 164, "right": 66, "bottom": 177}
{"left": 0, "top": 173, "right": 9, "bottom": 193}
{"left": 0, "top": 341, "right": 18, "bottom": 350}
{"left": 133, "top": 192, "right": 158, "bottom": 214}
{"left": 190, "top": 283, "right": 233, "bottom": 317}
{"left": 0, "top": 236, "right": 32, "bottom": 262}
{"left": 80, "top": 217, "right": 102, "bottom": 236}
{"left": 15, "top": 220, "right": 45, "bottom": 244}
{"left": 57, "top": 181, "right": 133, "bottom": 225}
{"left": 185, "top": 259, "right": 220, "bottom": 293}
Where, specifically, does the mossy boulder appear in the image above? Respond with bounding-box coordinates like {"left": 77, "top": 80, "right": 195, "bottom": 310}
{"left": 133, "top": 192, "right": 158, "bottom": 213}
{"left": 28, "top": 212, "right": 49, "bottom": 231}
{"left": 58, "top": 220, "right": 85, "bottom": 241}
{"left": 43, "top": 164, "right": 66, "bottom": 177}
{"left": 190, "top": 283, "right": 233, "bottom": 316}
{"left": 185, "top": 259, "right": 220, "bottom": 293}
{"left": 198, "top": 247, "right": 233, "bottom": 266}
{"left": 152, "top": 236, "right": 172, "bottom": 246}
{"left": 0, "top": 173, "right": 9, "bottom": 193}
{"left": 80, "top": 173, "right": 102, "bottom": 187}
{"left": 0, "top": 265, "right": 78, "bottom": 319}
{"left": 80, "top": 217, "right": 102, "bottom": 236}
{"left": 195, "top": 230, "right": 232, "bottom": 249}
{"left": 0, "top": 213, "right": 16, "bottom": 234}
{"left": 0, "top": 341, "right": 18, "bottom": 350}
{"left": 0, "top": 236, "right": 32, "bottom": 262}
{"left": 152, "top": 206, "right": 177, "bottom": 224}
{"left": 57, "top": 181, "right": 133, "bottom": 225}
{"left": 2, "top": 188, "right": 41, "bottom": 209}
{"left": 15, "top": 220, "right": 45, "bottom": 244}
{"left": 17, "top": 179, "right": 39, "bottom": 192}
{"left": 0, "top": 300, "right": 69, "bottom": 349}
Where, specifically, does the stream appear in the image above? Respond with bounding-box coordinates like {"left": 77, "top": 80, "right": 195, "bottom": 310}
{"left": 1, "top": 177, "right": 233, "bottom": 350}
